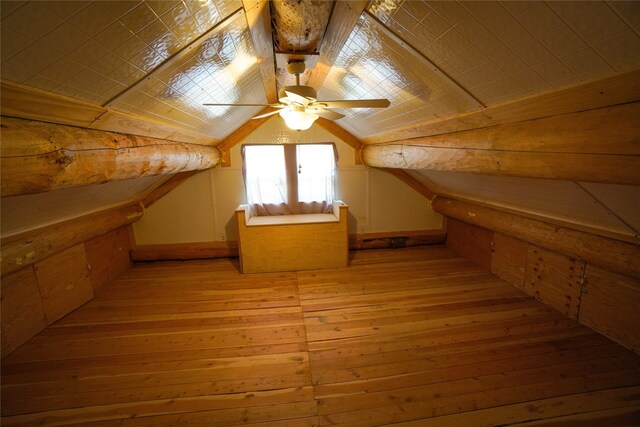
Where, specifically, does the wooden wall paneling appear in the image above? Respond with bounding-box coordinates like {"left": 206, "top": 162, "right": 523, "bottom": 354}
{"left": 432, "top": 197, "right": 640, "bottom": 278}
{"left": 0, "top": 266, "right": 47, "bottom": 358}
{"left": 445, "top": 218, "right": 493, "bottom": 271}
{"left": 523, "top": 246, "right": 585, "bottom": 320}
{"left": 130, "top": 241, "right": 239, "bottom": 262}
{"left": 491, "top": 233, "right": 529, "bottom": 289}
{"left": 34, "top": 245, "right": 94, "bottom": 324}
{"left": 84, "top": 227, "right": 132, "bottom": 292}
{"left": 580, "top": 265, "right": 640, "bottom": 353}
{"left": 1, "top": 203, "right": 143, "bottom": 277}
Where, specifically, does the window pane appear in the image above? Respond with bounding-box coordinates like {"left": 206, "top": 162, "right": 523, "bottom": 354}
{"left": 297, "top": 144, "right": 335, "bottom": 203}
{"left": 244, "top": 145, "right": 287, "bottom": 205}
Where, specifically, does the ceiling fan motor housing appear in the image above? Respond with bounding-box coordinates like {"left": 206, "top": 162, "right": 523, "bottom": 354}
{"left": 278, "top": 85, "right": 317, "bottom": 103}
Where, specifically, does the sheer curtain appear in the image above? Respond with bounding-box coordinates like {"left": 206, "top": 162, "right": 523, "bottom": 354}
{"left": 242, "top": 145, "right": 288, "bottom": 215}
{"left": 297, "top": 144, "right": 336, "bottom": 213}
{"left": 242, "top": 143, "right": 337, "bottom": 216}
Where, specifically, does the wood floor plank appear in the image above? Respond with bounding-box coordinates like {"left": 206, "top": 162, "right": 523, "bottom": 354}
{"left": 2, "top": 246, "right": 639, "bottom": 425}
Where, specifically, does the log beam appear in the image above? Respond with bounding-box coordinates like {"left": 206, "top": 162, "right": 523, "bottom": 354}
{"left": 432, "top": 197, "right": 640, "bottom": 278}
{"left": 242, "top": 0, "right": 277, "bottom": 103}
{"left": 1, "top": 117, "right": 222, "bottom": 196}
{"left": 362, "top": 102, "right": 640, "bottom": 185}
{"left": 363, "top": 67, "right": 640, "bottom": 144}
{"left": 1, "top": 203, "right": 144, "bottom": 277}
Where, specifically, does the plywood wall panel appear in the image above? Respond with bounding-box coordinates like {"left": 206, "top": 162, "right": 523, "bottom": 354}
{"left": 84, "top": 227, "right": 132, "bottom": 292}
{"left": 34, "top": 245, "right": 93, "bottom": 324}
{"left": 523, "top": 246, "right": 585, "bottom": 319}
{"left": 491, "top": 233, "right": 528, "bottom": 289}
{"left": 0, "top": 266, "right": 47, "bottom": 358}
{"left": 445, "top": 218, "right": 493, "bottom": 271}
{"left": 580, "top": 266, "right": 640, "bottom": 353}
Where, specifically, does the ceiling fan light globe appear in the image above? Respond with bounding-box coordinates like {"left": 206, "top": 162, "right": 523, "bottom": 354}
{"left": 279, "top": 109, "right": 319, "bottom": 131}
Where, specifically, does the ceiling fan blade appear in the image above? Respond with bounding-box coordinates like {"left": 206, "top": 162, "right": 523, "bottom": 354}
{"left": 203, "top": 103, "right": 281, "bottom": 107}
{"left": 284, "top": 90, "right": 312, "bottom": 106}
{"left": 315, "top": 99, "right": 391, "bottom": 109}
{"left": 251, "top": 109, "right": 282, "bottom": 120}
{"left": 315, "top": 109, "right": 345, "bottom": 120}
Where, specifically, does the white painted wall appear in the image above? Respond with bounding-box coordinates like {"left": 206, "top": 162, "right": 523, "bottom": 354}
{"left": 134, "top": 117, "right": 442, "bottom": 244}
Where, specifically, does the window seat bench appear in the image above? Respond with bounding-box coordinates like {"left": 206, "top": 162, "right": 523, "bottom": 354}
{"left": 235, "top": 201, "right": 349, "bottom": 273}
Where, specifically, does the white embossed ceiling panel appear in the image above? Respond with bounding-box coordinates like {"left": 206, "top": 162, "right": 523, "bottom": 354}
{"left": 317, "top": 14, "right": 482, "bottom": 139}
{"left": 367, "top": 0, "right": 640, "bottom": 107}
{"left": 108, "top": 10, "right": 266, "bottom": 138}
{"left": 1, "top": 0, "right": 241, "bottom": 105}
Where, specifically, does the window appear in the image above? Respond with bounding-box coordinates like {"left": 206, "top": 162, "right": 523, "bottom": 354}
{"left": 242, "top": 144, "right": 337, "bottom": 215}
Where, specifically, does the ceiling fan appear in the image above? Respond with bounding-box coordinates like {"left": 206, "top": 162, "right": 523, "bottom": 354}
{"left": 203, "top": 61, "right": 391, "bottom": 130}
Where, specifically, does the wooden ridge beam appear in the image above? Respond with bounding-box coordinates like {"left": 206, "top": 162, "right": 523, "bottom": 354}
{"left": 243, "top": 0, "right": 277, "bottom": 103}
{"left": 362, "top": 103, "right": 640, "bottom": 185}
{"left": 363, "top": 67, "right": 640, "bottom": 144}
{"left": 1, "top": 117, "right": 222, "bottom": 196}
{"left": 1, "top": 203, "right": 144, "bottom": 277}
{"left": 432, "top": 197, "right": 640, "bottom": 278}
{"left": 306, "top": 1, "right": 368, "bottom": 91}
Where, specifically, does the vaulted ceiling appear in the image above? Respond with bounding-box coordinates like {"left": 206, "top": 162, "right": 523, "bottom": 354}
{"left": 1, "top": 0, "right": 639, "bottom": 240}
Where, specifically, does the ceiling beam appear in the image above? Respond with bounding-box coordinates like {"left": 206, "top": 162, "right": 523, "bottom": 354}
{"left": 1, "top": 117, "right": 222, "bottom": 197}
{"left": 362, "top": 102, "right": 640, "bottom": 185}
{"left": 306, "top": 1, "right": 368, "bottom": 91}
{"left": 1, "top": 80, "right": 216, "bottom": 145}
{"left": 364, "top": 67, "right": 640, "bottom": 144}
{"left": 243, "top": 0, "right": 277, "bottom": 103}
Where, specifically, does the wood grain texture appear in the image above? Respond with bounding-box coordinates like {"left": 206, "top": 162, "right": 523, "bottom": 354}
{"left": 306, "top": 1, "right": 368, "bottom": 91}
{"left": 236, "top": 204, "right": 349, "bottom": 273}
{"left": 362, "top": 143, "right": 640, "bottom": 185}
{"left": 363, "top": 67, "right": 640, "bottom": 144}
{"left": 491, "top": 233, "right": 529, "bottom": 289}
{"left": 580, "top": 265, "right": 640, "bottom": 353}
{"left": 523, "top": 246, "right": 585, "bottom": 320}
{"left": 2, "top": 247, "right": 639, "bottom": 425}
{"left": 365, "top": 101, "right": 640, "bottom": 154}
{"left": 34, "top": 244, "right": 93, "bottom": 324}
{"left": 0, "top": 80, "right": 105, "bottom": 127}
{"left": 131, "top": 241, "right": 239, "bottom": 261}
{"left": 0, "top": 266, "right": 46, "bottom": 358}
{"left": 130, "top": 231, "right": 444, "bottom": 262}
{"left": 1, "top": 202, "right": 144, "bottom": 277}
{"left": 242, "top": 0, "right": 277, "bottom": 103}
{"left": 432, "top": 197, "right": 640, "bottom": 278}
{"left": 1, "top": 117, "right": 221, "bottom": 196}
{"left": 84, "top": 227, "right": 132, "bottom": 292}
{"left": 1, "top": 80, "right": 214, "bottom": 144}
{"left": 445, "top": 218, "right": 493, "bottom": 271}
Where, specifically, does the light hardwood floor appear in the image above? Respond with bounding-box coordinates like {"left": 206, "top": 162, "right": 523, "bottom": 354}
{"left": 2, "top": 246, "right": 639, "bottom": 426}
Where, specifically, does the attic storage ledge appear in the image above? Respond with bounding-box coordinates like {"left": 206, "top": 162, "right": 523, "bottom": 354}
{"left": 235, "top": 201, "right": 349, "bottom": 273}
